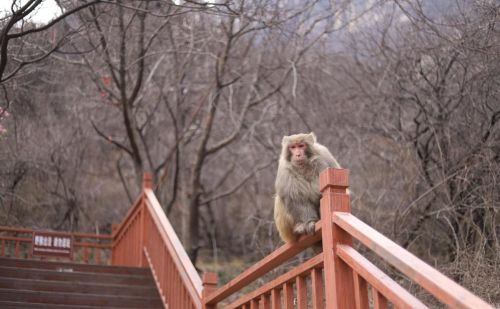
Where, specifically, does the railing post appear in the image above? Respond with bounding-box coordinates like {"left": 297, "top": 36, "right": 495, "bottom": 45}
{"left": 140, "top": 173, "right": 153, "bottom": 267}
{"left": 320, "top": 168, "right": 355, "bottom": 309}
{"left": 143, "top": 173, "right": 153, "bottom": 191}
{"left": 202, "top": 272, "right": 218, "bottom": 309}
{"left": 111, "top": 224, "right": 119, "bottom": 265}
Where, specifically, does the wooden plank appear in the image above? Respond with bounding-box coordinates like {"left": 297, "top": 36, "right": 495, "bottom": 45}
{"left": 145, "top": 190, "right": 202, "bottom": 305}
{"left": 283, "top": 282, "right": 294, "bottom": 309}
{"left": 311, "top": 268, "right": 324, "bottom": 309}
{"left": 250, "top": 299, "right": 259, "bottom": 309}
{"left": 372, "top": 289, "right": 388, "bottom": 309}
{"left": 334, "top": 213, "right": 494, "bottom": 309}
{"left": 225, "top": 254, "right": 323, "bottom": 308}
{"left": 337, "top": 244, "right": 427, "bottom": 309}
{"left": 271, "top": 289, "right": 281, "bottom": 309}
{"left": 205, "top": 225, "right": 322, "bottom": 304}
{"left": 261, "top": 293, "right": 271, "bottom": 309}
{"left": 0, "top": 266, "right": 155, "bottom": 286}
{"left": 353, "top": 272, "right": 369, "bottom": 309}
{"left": 14, "top": 241, "right": 19, "bottom": 257}
{"left": 0, "top": 236, "right": 31, "bottom": 242}
{"left": 296, "top": 275, "right": 307, "bottom": 308}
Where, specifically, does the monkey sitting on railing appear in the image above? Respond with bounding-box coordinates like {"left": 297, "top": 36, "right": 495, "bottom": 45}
{"left": 274, "top": 132, "right": 342, "bottom": 243}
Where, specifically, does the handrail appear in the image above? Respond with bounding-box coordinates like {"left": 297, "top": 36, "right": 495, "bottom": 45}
{"left": 333, "top": 212, "right": 492, "bottom": 309}
{"left": 204, "top": 227, "right": 321, "bottom": 304}
{"left": 111, "top": 194, "right": 143, "bottom": 250}
{"left": 111, "top": 174, "right": 203, "bottom": 309}
{"left": 144, "top": 188, "right": 202, "bottom": 300}
{"left": 0, "top": 169, "right": 493, "bottom": 308}
{"left": 336, "top": 244, "right": 427, "bottom": 309}
{"left": 225, "top": 253, "right": 324, "bottom": 308}
{"left": 0, "top": 226, "right": 112, "bottom": 264}
{"left": 201, "top": 168, "right": 494, "bottom": 309}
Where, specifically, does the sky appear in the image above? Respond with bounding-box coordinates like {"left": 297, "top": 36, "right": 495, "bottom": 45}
{"left": 0, "top": 1, "right": 60, "bottom": 24}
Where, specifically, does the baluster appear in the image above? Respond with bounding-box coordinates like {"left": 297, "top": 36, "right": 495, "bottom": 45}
{"left": 271, "top": 289, "right": 281, "bottom": 309}
{"left": 15, "top": 241, "right": 19, "bottom": 257}
{"left": 311, "top": 268, "right": 324, "bottom": 309}
{"left": 261, "top": 293, "right": 271, "bottom": 309}
{"left": 296, "top": 275, "right": 307, "bottom": 308}
{"left": 95, "top": 247, "right": 101, "bottom": 265}
{"left": 283, "top": 282, "right": 294, "bottom": 309}
{"left": 83, "top": 246, "right": 88, "bottom": 263}
{"left": 353, "top": 272, "right": 368, "bottom": 309}
{"left": 250, "top": 299, "right": 259, "bottom": 309}
{"left": 372, "top": 289, "right": 388, "bottom": 309}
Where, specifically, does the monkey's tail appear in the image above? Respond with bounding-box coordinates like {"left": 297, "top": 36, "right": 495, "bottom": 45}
{"left": 274, "top": 195, "right": 296, "bottom": 243}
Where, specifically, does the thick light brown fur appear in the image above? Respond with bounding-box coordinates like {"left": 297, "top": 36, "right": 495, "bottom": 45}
{"left": 274, "top": 132, "right": 341, "bottom": 243}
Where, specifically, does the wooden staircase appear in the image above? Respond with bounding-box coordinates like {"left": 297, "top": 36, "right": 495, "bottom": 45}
{"left": 0, "top": 257, "right": 163, "bottom": 309}
{"left": 0, "top": 171, "right": 494, "bottom": 308}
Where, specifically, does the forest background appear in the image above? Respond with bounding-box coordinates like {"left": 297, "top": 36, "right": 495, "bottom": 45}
{"left": 0, "top": 0, "right": 498, "bottom": 305}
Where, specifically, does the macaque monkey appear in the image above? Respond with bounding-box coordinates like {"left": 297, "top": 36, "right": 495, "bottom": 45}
{"left": 274, "top": 132, "right": 342, "bottom": 243}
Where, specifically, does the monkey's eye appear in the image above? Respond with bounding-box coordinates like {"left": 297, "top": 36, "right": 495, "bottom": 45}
{"left": 289, "top": 143, "right": 306, "bottom": 151}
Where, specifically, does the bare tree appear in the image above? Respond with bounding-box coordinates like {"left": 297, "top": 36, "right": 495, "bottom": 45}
{"left": 0, "top": 0, "right": 102, "bottom": 83}
{"left": 331, "top": 1, "right": 499, "bottom": 300}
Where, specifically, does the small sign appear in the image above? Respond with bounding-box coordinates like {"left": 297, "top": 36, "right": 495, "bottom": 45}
{"left": 32, "top": 231, "right": 73, "bottom": 259}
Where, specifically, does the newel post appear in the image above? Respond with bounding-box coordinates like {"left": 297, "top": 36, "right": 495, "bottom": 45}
{"left": 139, "top": 173, "right": 153, "bottom": 267}
{"left": 320, "top": 168, "right": 355, "bottom": 309}
{"left": 143, "top": 173, "right": 153, "bottom": 191}
{"left": 202, "top": 272, "right": 218, "bottom": 309}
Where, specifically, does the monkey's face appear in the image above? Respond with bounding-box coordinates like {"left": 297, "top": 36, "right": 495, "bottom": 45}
{"left": 282, "top": 133, "right": 316, "bottom": 167}
{"left": 288, "top": 142, "right": 308, "bottom": 166}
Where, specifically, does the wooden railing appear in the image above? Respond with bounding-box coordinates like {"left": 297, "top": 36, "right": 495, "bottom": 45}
{"left": 111, "top": 174, "right": 203, "bottom": 309}
{"left": 201, "top": 168, "right": 494, "bottom": 309}
{"left": 0, "top": 169, "right": 494, "bottom": 309}
{"left": 0, "top": 226, "right": 112, "bottom": 264}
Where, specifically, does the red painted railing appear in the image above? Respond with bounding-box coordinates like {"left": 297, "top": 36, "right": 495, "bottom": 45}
{"left": 111, "top": 174, "right": 203, "bottom": 309}
{"left": 0, "top": 226, "right": 112, "bottom": 264}
{"left": 201, "top": 168, "right": 494, "bottom": 309}
{"left": 0, "top": 169, "right": 494, "bottom": 309}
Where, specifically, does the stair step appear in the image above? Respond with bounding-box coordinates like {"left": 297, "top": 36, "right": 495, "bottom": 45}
{"left": 0, "top": 257, "right": 150, "bottom": 276}
{"left": 0, "top": 277, "right": 160, "bottom": 297}
{"left": 0, "top": 266, "right": 155, "bottom": 286}
{"left": 0, "top": 288, "right": 163, "bottom": 308}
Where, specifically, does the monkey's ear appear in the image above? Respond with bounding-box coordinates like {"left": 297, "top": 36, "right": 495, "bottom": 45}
{"left": 308, "top": 132, "right": 317, "bottom": 143}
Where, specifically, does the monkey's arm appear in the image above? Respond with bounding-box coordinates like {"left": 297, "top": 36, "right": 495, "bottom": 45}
{"left": 276, "top": 167, "right": 320, "bottom": 219}
{"left": 313, "top": 143, "right": 342, "bottom": 169}
{"left": 282, "top": 195, "right": 318, "bottom": 221}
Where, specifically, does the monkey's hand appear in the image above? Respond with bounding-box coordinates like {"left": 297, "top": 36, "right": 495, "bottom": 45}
{"left": 304, "top": 220, "right": 317, "bottom": 235}
{"left": 293, "top": 220, "right": 317, "bottom": 236}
